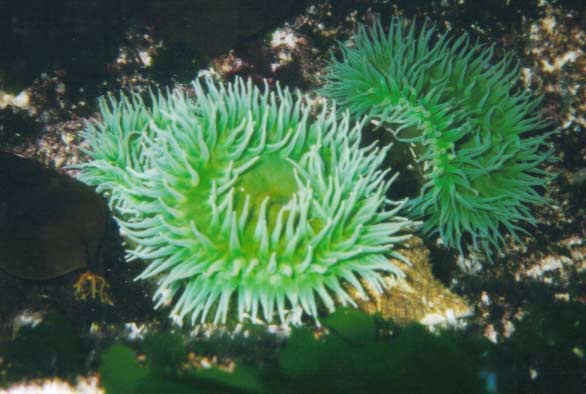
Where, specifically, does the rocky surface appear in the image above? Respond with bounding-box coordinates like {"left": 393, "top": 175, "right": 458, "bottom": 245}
{"left": 349, "top": 237, "right": 472, "bottom": 326}
{"left": 0, "top": 0, "right": 584, "bottom": 391}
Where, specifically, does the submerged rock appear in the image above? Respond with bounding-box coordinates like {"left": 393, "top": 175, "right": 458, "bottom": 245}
{"left": 0, "top": 152, "right": 107, "bottom": 280}
{"left": 350, "top": 237, "right": 472, "bottom": 326}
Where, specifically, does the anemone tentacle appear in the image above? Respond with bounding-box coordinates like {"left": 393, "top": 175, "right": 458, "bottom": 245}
{"left": 321, "top": 17, "right": 555, "bottom": 254}
{"left": 76, "top": 76, "right": 414, "bottom": 324}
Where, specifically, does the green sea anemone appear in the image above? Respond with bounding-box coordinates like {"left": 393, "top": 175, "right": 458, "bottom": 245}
{"left": 320, "top": 17, "right": 554, "bottom": 254}
{"left": 76, "top": 76, "right": 413, "bottom": 324}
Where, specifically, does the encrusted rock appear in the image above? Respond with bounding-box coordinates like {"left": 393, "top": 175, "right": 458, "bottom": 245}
{"left": 349, "top": 237, "right": 472, "bottom": 326}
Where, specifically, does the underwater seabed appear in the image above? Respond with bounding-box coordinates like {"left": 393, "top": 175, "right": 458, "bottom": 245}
{"left": 1, "top": 0, "right": 586, "bottom": 393}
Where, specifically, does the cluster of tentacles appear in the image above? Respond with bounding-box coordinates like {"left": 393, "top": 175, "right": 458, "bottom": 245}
{"left": 77, "top": 17, "right": 553, "bottom": 325}
{"left": 77, "top": 77, "right": 413, "bottom": 324}
{"left": 321, "top": 17, "right": 554, "bottom": 254}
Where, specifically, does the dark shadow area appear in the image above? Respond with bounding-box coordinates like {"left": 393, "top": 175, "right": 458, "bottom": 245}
{"left": 0, "top": 0, "right": 141, "bottom": 93}
{"left": 0, "top": 108, "right": 41, "bottom": 150}
{"left": 146, "top": 0, "right": 310, "bottom": 84}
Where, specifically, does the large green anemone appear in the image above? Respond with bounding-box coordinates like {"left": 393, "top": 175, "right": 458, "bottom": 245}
{"left": 320, "top": 17, "right": 554, "bottom": 254}
{"left": 76, "top": 76, "right": 413, "bottom": 324}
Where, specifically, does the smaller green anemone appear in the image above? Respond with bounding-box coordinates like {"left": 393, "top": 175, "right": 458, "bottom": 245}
{"left": 76, "top": 76, "right": 414, "bottom": 324}
{"left": 321, "top": 17, "right": 555, "bottom": 254}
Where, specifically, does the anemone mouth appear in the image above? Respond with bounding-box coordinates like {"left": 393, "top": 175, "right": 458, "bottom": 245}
{"left": 76, "top": 76, "right": 414, "bottom": 325}
{"left": 233, "top": 152, "right": 298, "bottom": 223}
{"left": 321, "top": 16, "right": 554, "bottom": 254}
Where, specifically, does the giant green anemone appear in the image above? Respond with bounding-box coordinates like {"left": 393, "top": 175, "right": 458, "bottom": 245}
{"left": 320, "top": 17, "right": 554, "bottom": 254}
{"left": 76, "top": 76, "right": 413, "bottom": 324}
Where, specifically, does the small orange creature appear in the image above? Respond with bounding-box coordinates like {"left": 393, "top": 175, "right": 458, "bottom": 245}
{"left": 74, "top": 271, "right": 114, "bottom": 306}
